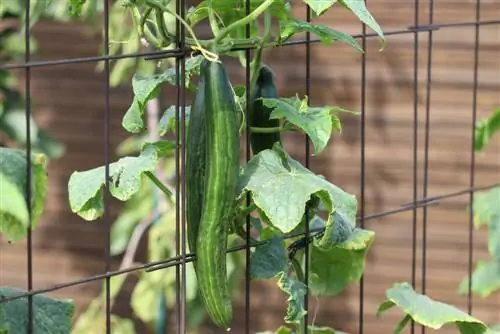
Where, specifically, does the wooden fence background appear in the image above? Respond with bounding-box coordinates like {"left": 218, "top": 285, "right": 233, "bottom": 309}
{"left": 1, "top": 1, "right": 499, "bottom": 333}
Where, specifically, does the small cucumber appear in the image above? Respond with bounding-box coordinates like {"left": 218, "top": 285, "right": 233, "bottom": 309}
{"left": 249, "top": 65, "right": 281, "bottom": 155}
{"left": 196, "top": 59, "right": 240, "bottom": 330}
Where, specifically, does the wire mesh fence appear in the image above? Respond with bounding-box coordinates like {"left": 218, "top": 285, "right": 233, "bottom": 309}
{"left": 0, "top": 0, "right": 499, "bottom": 333}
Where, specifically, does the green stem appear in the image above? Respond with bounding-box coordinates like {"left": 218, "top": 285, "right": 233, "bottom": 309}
{"left": 208, "top": 8, "right": 220, "bottom": 36}
{"left": 155, "top": 9, "right": 171, "bottom": 46}
{"left": 291, "top": 257, "right": 305, "bottom": 283}
{"left": 213, "top": 0, "right": 275, "bottom": 46}
{"left": 250, "top": 126, "right": 287, "bottom": 133}
{"left": 291, "top": 257, "right": 307, "bottom": 334}
{"left": 250, "top": 10, "right": 272, "bottom": 90}
{"left": 132, "top": 7, "right": 161, "bottom": 48}
{"left": 145, "top": 171, "right": 174, "bottom": 202}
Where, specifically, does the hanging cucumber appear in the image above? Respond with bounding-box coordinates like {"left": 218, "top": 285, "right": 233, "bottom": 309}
{"left": 186, "top": 67, "right": 207, "bottom": 256}
{"left": 196, "top": 59, "right": 240, "bottom": 330}
{"left": 249, "top": 64, "right": 281, "bottom": 155}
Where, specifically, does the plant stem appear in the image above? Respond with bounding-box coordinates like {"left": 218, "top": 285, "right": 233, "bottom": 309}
{"left": 250, "top": 10, "right": 272, "bottom": 90}
{"left": 250, "top": 126, "right": 285, "bottom": 133}
{"left": 155, "top": 8, "right": 171, "bottom": 46}
{"left": 213, "top": 0, "right": 275, "bottom": 46}
{"left": 291, "top": 257, "right": 305, "bottom": 282}
{"left": 208, "top": 8, "right": 220, "bottom": 36}
{"left": 145, "top": 171, "right": 174, "bottom": 202}
{"left": 132, "top": 7, "right": 161, "bottom": 48}
{"left": 239, "top": 203, "right": 257, "bottom": 216}
{"left": 290, "top": 246, "right": 308, "bottom": 334}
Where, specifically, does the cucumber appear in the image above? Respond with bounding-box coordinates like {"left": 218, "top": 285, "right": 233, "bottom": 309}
{"left": 196, "top": 59, "right": 240, "bottom": 329}
{"left": 186, "top": 67, "right": 207, "bottom": 256}
{"left": 249, "top": 65, "right": 281, "bottom": 155}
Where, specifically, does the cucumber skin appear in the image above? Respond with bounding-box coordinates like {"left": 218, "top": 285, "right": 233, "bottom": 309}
{"left": 186, "top": 68, "right": 206, "bottom": 256}
{"left": 196, "top": 59, "right": 240, "bottom": 329}
{"left": 250, "top": 65, "right": 281, "bottom": 155}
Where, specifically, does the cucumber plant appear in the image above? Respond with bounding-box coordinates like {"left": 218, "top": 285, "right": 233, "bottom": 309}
{"left": 1, "top": 0, "right": 499, "bottom": 333}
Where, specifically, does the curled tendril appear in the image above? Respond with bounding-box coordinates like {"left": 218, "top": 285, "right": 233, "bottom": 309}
{"left": 191, "top": 45, "right": 219, "bottom": 63}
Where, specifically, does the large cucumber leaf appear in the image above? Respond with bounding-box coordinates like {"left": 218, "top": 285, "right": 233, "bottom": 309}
{"left": 0, "top": 286, "right": 74, "bottom": 334}
{"left": 238, "top": 144, "right": 357, "bottom": 234}
{"left": 377, "top": 282, "right": 497, "bottom": 334}
{"left": 68, "top": 141, "right": 174, "bottom": 221}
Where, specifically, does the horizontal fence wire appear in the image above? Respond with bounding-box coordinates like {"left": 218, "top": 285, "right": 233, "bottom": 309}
{"left": 2, "top": 19, "right": 500, "bottom": 70}
{"left": 1, "top": 182, "right": 497, "bottom": 305}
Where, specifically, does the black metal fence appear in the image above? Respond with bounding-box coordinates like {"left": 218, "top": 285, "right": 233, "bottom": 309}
{"left": 1, "top": 0, "right": 499, "bottom": 333}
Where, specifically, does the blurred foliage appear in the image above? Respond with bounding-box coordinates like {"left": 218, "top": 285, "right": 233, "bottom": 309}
{"left": 457, "top": 106, "right": 500, "bottom": 331}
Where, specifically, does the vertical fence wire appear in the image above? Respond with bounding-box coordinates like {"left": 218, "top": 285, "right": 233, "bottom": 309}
{"left": 102, "top": 0, "right": 112, "bottom": 331}
{"left": 175, "top": 0, "right": 187, "bottom": 332}
{"left": 303, "top": 2, "right": 312, "bottom": 332}
{"left": 411, "top": 0, "right": 420, "bottom": 332}
{"left": 421, "top": 0, "right": 435, "bottom": 333}
{"left": 244, "top": 0, "right": 252, "bottom": 332}
{"left": 23, "top": 0, "right": 34, "bottom": 332}
{"left": 358, "top": 0, "right": 368, "bottom": 332}
{"left": 468, "top": 0, "right": 481, "bottom": 315}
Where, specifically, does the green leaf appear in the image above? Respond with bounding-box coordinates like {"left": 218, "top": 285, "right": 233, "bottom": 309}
{"left": 130, "top": 273, "right": 164, "bottom": 324}
{"left": 307, "top": 326, "right": 347, "bottom": 333}
{"left": 0, "top": 148, "right": 48, "bottom": 242}
{"left": 0, "top": 108, "right": 39, "bottom": 144}
{"left": 250, "top": 236, "right": 289, "bottom": 279}
{"left": 163, "top": 55, "right": 203, "bottom": 88}
{"left": 488, "top": 325, "right": 500, "bottom": 333}
{"left": 69, "top": 0, "right": 88, "bottom": 16}
{"left": 377, "top": 282, "right": 490, "bottom": 333}
{"left": 473, "top": 186, "right": 500, "bottom": 258}
{"left": 261, "top": 95, "right": 340, "bottom": 155}
{"left": 0, "top": 286, "right": 74, "bottom": 334}
{"left": 116, "top": 134, "right": 149, "bottom": 157}
{"left": 310, "top": 228, "right": 374, "bottom": 296}
{"left": 255, "top": 326, "right": 293, "bottom": 334}
{"left": 158, "top": 105, "right": 192, "bottom": 136}
{"left": 68, "top": 142, "right": 173, "bottom": 221}
{"left": 475, "top": 107, "right": 500, "bottom": 152}
{"left": 238, "top": 145, "right": 357, "bottom": 234}
{"left": 32, "top": 130, "right": 66, "bottom": 160}
{"left": 280, "top": 19, "right": 362, "bottom": 52}
{"left": 458, "top": 260, "right": 500, "bottom": 298}
{"left": 132, "top": 72, "right": 166, "bottom": 106}
{"left": 303, "top": 0, "right": 337, "bottom": 16}
{"left": 315, "top": 211, "right": 356, "bottom": 248}
{"left": 123, "top": 57, "right": 203, "bottom": 134}
{"left": 277, "top": 272, "right": 308, "bottom": 323}
{"left": 339, "top": 0, "right": 385, "bottom": 48}
{"left": 249, "top": 229, "right": 307, "bottom": 324}
{"left": 0, "top": 172, "right": 29, "bottom": 241}
{"left": 122, "top": 98, "right": 144, "bottom": 133}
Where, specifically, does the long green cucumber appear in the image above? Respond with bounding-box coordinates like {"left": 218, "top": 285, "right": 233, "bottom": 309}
{"left": 196, "top": 59, "right": 240, "bottom": 329}
{"left": 186, "top": 66, "right": 207, "bottom": 256}
{"left": 249, "top": 64, "right": 281, "bottom": 155}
